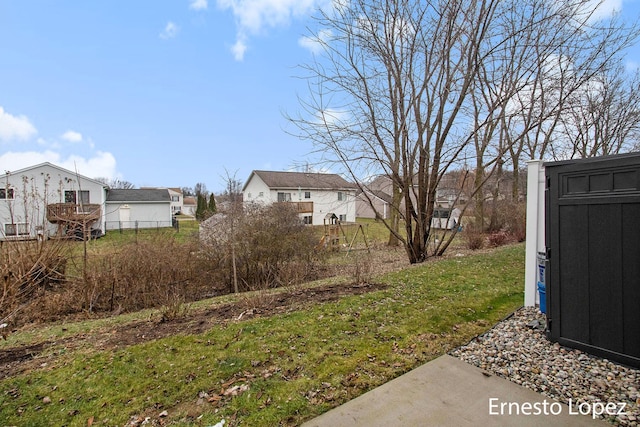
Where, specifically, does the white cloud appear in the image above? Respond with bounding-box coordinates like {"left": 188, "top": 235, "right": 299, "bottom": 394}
{"left": 0, "top": 106, "right": 37, "bottom": 142}
{"left": 190, "top": 0, "right": 208, "bottom": 10}
{"left": 160, "top": 21, "right": 180, "bottom": 39}
{"left": 298, "top": 29, "right": 332, "bottom": 54}
{"left": 586, "top": 0, "right": 622, "bottom": 21}
{"left": 61, "top": 152, "right": 119, "bottom": 179}
{"left": 626, "top": 60, "right": 640, "bottom": 73}
{"left": 315, "top": 108, "right": 350, "bottom": 126}
{"left": 231, "top": 37, "right": 248, "bottom": 61}
{"left": 216, "top": 0, "right": 328, "bottom": 60}
{"left": 0, "top": 150, "right": 119, "bottom": 180}
{"left": 61, "top": 130, "right": 83, "bottom": 143}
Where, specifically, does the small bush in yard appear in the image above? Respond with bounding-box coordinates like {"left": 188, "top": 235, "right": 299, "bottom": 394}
{"left": 1, "top": 233, "right": 204, "bottom": 326}
{"left": 487, "top": 231, "right": 510, "bottom": 247}
{"left": 488, "top": 200, "right": 527, "bottom": 242}
{"left": 80, "top": 234, "right": 201, "bottom": 314}
{"left": 464, "top": 225, "right": 485, "bottom": 250}
{"left": 0, "top": 239, "right": 71, "bottom": 326}
{"left": 200, "top": 202, "right": 325, "bottom": 293}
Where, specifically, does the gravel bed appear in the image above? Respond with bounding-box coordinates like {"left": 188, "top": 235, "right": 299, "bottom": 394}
{"left": 450, "top": 307, "right": 640, "bottom": 425}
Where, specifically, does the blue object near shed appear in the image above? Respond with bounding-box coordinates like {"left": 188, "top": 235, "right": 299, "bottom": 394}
{"left": 537, "top": 252, "right": 547, "bottom": 314}
{"left": 537, "top": 282, "right": 546, "bottom": 314}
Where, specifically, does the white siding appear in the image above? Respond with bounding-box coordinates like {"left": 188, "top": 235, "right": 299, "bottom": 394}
{"left": 0, "top": 163, "right": 107, "bottom": 240}
{"left": 168, "top": 188, "right": 182, "bottom": 215}
{"left": 243, "top": 175, "right": 271, "bottom": 204}
{"left": 105, "top": 202, "right": 172, "bottom": 230}
{"left": 244, "top": 180, "right": 355, "bottom": 226}
{"left": 285, "top": 189, "right": 356, "bottom": 226}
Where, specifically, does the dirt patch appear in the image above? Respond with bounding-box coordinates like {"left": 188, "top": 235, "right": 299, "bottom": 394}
{"left": 0, "top": 281, "right": 388, "bottom": 380}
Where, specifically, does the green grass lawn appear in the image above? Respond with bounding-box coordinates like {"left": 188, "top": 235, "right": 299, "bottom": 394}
{"left": 0, "top": 244, "right": 525, "bottom": 427}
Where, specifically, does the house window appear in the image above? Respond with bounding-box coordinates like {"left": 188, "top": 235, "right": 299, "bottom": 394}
{"left": 305, "top": 191, "right": 311, "bottom": 199}
{"left": 303, "top": 215, "right": 313, "bottom": 225}
{"left": 5, "top": 223, "right": 28, "bottom": 236}
{"left": 0, "top": 188, "right": 15, "bottom": 199}
{"left": 79, "top": 190, "right": 90, "bottom": 205}
{"left": 64, "top": 190, "right": 76, "bottom": 203}
{"left": 339, "top": 214, "right": 347, "bottom": 222}
{"left": 64, "top": 190, "right": 91, "bottom": 212}
{"left": 277, "top": 192, "right": 292, "bottom": 202}
{"left": 337, "top": 192, "right": 344, "bottom": 201}
{"left": 171, "top": 195, "right": 180, "bottom": 202}
{"left": 258, "top": 192, "right": 264, "bottom": 197}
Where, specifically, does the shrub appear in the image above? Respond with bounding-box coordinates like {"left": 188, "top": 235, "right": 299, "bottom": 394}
{"left": 199, "top": 202, "right": 325, "bottom": 293}
{"left": 79, "top": 234, "right": 201, "bottom": 314}
{"left": 0, "top": 239, "right": 71, "bottom": 325}
{"left": 464, "top": 226, "right": 485, "bottom": 250}
{"left": 487, "top": 231, "right": 509, "bottom": 248}
{"left": 488, "top": 200, "right": 527, "bottom": 242}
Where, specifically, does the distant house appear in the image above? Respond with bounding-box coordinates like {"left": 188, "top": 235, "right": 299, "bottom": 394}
{"left": 355, "top": 175, "right": 395, "bottom": 220}
{"left": 0, "top": 162, "right": 108, "bottom": 240}
{"left": 168, "top": 188, "right": 183, "bottom": 215}
{"left": 356, "top": 174, "right": 467, "bottom": 221}
{"left": 142, "top": 187, "right": 184, "bottom": 215}
{"left": 356, "top": 189, "right": 393, "bottom": 220}
{"left": 105, "top": 189, "right": 172, "bottom": 230}
{"left": 182, "top": 196, "right": 196, "bottom": 217}
{"left": 242, "top": 170, "right": 357, "bottom": 226}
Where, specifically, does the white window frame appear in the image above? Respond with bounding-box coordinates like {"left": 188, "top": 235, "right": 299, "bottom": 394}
{"left": 277, "top": 192, "right": 292, "bottom": 202}
{"left": 5, "top": 222, "right": 29, "bottom": 236}
{"left": 0, "top": 188, "right": 15, "bottom": 200}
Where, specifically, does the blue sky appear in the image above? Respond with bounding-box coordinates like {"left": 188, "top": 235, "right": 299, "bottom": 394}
{"left": 0, "top": 0, "right": 639, "bottom": 193}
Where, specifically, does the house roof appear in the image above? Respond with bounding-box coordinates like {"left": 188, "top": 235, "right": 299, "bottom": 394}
{"left": 2, "top": 162, "right": 108, "bottom": 187}
{"left": 183, "top": 196, "right": 196, "bottom": 206}
{"left": 244, "top": 170, "right": 358, "bottom": 191}
{"left": 358, "top": 189, "right": 393, "bottom": 204}
{"left": 106, "top": 189, "right": 170, "bottom": 203}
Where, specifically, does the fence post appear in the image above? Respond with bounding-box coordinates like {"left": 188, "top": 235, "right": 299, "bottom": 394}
{"left": 525, "top": 160, "right": 545, "bottom": 307}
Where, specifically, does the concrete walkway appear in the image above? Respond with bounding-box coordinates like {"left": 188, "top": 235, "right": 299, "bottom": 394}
{"left": 302, "top": 355, "right": 611, "bottom": 427}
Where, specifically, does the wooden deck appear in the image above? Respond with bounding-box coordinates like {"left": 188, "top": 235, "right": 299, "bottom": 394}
{"left": 46, "top": 203, "right": 101, "bottom": 223}
{"left": 290, "top": 201, "right": 314, "bottom": 214}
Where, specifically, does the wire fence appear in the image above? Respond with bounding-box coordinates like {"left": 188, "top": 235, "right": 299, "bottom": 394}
{"left": 105, "top": 220, "right": 177, "bottom": 233}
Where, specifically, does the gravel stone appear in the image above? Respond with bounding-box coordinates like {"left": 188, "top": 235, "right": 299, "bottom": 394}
{"left": 450, "top": 307, "right": 640, "bottom": 426}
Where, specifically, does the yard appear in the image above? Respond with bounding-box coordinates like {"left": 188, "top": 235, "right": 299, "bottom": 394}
{"left": 0, "top": 238, "right": 525, "bottom": 426}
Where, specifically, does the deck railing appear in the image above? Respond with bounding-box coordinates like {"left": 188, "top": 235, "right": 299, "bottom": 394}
{"left": 46, "top": 203, "right": 102, "bottom": 223}
{"left": 286, "top": 201, "right": 314, "bottom": 213}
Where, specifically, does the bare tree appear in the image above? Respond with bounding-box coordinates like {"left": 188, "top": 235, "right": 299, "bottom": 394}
{"left": 553, "top": 62, "right": 640, "bottom": 159}
{"left": 290, "top": 0, "right": 505, "bottom": 263}
{"left": 95, "top": 177, "right": 135, "bottom": 189}
{"left": 504, "top": 2, "right": 639, "bottom": 194}
{"left": 291, "top": 0, "right": 639, "bottom": 262}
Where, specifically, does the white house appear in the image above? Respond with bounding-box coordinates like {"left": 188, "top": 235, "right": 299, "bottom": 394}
{"left": 142, "top": 187, "right": 183, "bottom": 215}
{"left": 105, "top": 189, "right": 172, "bottom": 230}
{"left": 0, "top": 162, "right": 108, "bottom": 240}
{"left": 242, "top": 170, "right": 358, "bottom": 226}
{"left": 168, "top": 188, "right": 183, "bottom": 215}
{"left": 182, "top": 196, "right": 196, "bottom": 217}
